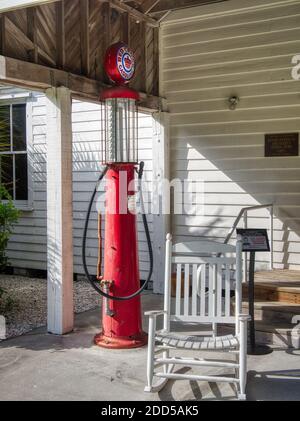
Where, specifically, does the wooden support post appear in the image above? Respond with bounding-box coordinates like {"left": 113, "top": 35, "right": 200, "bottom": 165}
{"left": 152, "top": 112, "right": 170, "bottom": 294}
{"left": 46, "top": 86, "right": 74, "bottom": 335}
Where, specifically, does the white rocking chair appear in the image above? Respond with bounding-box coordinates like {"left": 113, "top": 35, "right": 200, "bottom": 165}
{"left": 145, "top": 234, "right": 250, "bottom": 400}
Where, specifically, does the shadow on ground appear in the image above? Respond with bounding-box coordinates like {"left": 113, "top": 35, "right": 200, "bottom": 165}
{"left": 247, "top": 369, "right": 300, "bottom": 401}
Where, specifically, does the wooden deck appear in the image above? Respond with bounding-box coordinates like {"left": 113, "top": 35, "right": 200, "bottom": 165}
{"left": 255, "top": 270, "right": 300, "bottom": 287}
{"left": 241, "top": 270, "right": 300, "bottom": 348}
{"left": 245, "top": 270, "right": 300, "bottom": 304}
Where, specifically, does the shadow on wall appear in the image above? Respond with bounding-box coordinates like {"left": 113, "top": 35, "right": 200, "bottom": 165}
{"left": 173, "top": 135, "right": 300, "bottom": 270}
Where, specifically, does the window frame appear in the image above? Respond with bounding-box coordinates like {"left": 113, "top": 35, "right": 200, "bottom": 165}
{"left": 0, "top": 94, "right": 33, "bottom": 211}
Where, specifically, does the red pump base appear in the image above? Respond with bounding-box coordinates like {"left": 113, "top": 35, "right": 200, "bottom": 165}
{"left": 94, "top": 332, "right": 148, "bottom": 350}
{"left": 94, "top": 164, "right": 147, "bottom": 350}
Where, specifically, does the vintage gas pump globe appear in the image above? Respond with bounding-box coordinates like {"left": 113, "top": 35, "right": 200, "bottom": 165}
{"left": 105, "top": 42, "right": 136, "bottom": 85}
{"left": 102, "top": 43, "right": 139, "bottom": 164}
{"left": 82, "top": 42, "right": 152, "bottom": 350}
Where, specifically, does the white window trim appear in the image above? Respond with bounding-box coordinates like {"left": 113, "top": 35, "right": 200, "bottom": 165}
{"left": 0, "top": 94, "right": 34, "bottom": 211}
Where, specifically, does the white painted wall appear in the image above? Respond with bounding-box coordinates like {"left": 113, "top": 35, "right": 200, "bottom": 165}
{"left": 4, "top": 87, "right": 154, "bottom": 280}
{"left": 160, "top": 0, "right": 300, "bottom": 270}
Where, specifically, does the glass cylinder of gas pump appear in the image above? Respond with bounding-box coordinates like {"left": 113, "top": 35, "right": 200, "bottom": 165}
{"left": 101, "top": 88, "right": 139, "bottom": 164}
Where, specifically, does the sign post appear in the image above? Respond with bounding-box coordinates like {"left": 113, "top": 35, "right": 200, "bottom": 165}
{"left": 237, "top": 229, "right": 273, "bottom": 355}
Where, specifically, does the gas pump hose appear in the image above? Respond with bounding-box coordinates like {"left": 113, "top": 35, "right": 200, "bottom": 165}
{"left": 82, "top": 162, "right": 154, "bottom": 301}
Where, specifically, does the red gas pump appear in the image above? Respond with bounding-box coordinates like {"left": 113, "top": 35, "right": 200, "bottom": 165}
{"left": 82, "top": 43, "right": 152, "bottom": 349}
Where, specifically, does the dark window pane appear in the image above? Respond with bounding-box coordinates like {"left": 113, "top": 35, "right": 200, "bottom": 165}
{"left": 0, "top": 155, "right": 13, "bottom": 198}
{"left": 13, "top": 104, "right": 27, "bottom": 152}
{"left": 15, "top": 154, "right": 28, "bottom": 201}
{"left": 0, "top": 106, "right": 11, "bottom": 152}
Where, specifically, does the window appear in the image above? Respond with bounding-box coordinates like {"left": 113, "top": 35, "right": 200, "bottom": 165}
{"left": 0, "top": 103, "right": 28, "bottom": 201}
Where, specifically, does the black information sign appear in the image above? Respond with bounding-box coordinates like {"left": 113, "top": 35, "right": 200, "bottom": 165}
{"left": 236, "top": 228, "right": 270, "bottom": 253}
{"left": 265, "top": 132, "right": 299, "bottom": 157}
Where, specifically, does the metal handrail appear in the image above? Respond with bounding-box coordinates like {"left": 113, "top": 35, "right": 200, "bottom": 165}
{"left": 224, "top": 204, "right": 274, "bottom": 281}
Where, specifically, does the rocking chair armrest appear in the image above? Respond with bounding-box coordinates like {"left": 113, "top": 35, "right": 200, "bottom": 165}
{"left": 144, "top": 310, "right": 167, "bottom": 318}
{"left": 238, "top": 314, "right": 251, "bottom": 323}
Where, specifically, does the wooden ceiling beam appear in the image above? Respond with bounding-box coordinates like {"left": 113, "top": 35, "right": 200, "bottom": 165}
{"left": 122, "top": 11, "right": 130, "bottom": 44}
{"left": 0, "top": 0, "right": 159, "bottom": 26}
{"left": 140, "top": 0, "right": 160, "bottom": 14}
{"left": 0, "top": 54, "right": 161, "bottom": 110}
{"left": 80, "top": 0, "right": 90, "bottom": 76}
{"left": 27, "top": 7, "right": 38, "bottom": 63}
{"left": 56, "top": 1, "right": 65, "bottom": 69}
{"left": 105, "top": 0, "right": 159, "bottom": 26}
{"left": 120, "top": 1, "right": 144, "bottom": 4}
{"left": 148, "top": 0, "right": 227, "bottom": 15}
{"left": 0, "top": 0, "right": 59, "bottom": 13}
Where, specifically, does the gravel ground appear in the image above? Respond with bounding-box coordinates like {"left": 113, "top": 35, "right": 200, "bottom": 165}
{"left": 0, "top": 275, "right": 101, "bottom": 339}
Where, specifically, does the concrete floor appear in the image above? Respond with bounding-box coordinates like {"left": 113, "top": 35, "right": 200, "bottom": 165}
{"left": 0, "top": 293, "right": 300, "bottom": 401}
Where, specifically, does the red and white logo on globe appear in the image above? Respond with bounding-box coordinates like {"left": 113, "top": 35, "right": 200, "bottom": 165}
{"left": 117, "top": 46, "right": 135, "bottom": 81}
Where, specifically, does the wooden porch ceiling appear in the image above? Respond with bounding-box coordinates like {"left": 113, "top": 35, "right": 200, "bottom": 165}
{"left": 1, "top": 1, "right": 227, "bottom": 21}
{"left": 0, "top": 0, "right": 226, "bottom": 109}
{"left": 125, "top": 0, "right": 228, "bottom": 21}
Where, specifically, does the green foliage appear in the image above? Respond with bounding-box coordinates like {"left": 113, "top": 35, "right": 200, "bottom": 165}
{"left": 0, "top": 186, "right": 20, "bottom": 271}
{"left": 0, "top": 285, "right": 15, "bottom": 313}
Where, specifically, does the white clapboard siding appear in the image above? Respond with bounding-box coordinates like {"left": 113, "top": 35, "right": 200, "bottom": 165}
{"left": 161, "top": 0, "right": 300, "bottom": 270}
{"left": 6, "top": 91, "right": 154, "bottom": 279}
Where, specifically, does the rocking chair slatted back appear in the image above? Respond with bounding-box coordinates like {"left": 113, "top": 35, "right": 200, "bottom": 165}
{"left": 145, "top": 234, "right": 249, "bottom": 400}
{"left": 164, "top": 235, "right": 243, "bottom": 333}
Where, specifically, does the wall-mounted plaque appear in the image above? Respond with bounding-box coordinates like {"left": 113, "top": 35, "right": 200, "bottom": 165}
{"left": 236, "top": 229, "right": 270, "bottom": 253}
{"left": 265, "top": 133, "right": 299, "bottom": 157}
